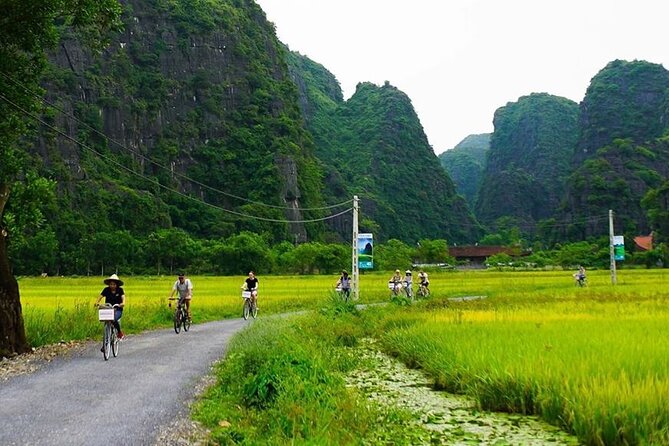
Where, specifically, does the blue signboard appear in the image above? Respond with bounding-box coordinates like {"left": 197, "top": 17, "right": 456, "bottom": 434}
{"left": 357, "top": 233, "right": 373, "bottom": 269}
{"left": 613, "top": 235, "right": 625, "bottom": 261}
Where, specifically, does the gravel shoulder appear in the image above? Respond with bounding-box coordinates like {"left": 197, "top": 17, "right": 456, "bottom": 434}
{"left": 0, "top": 318, "right": 249, "bottom": 446}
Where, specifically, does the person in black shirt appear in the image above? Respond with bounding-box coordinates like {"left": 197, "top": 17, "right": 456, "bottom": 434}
{"left": 95, "top": 274, "right": 126, "bottom": 339}
{"left": 243, "top": 271, "right": 259, "bottom": 308}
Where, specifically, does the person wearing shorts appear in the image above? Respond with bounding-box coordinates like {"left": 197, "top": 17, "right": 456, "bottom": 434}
{"left": 169, "top": 273, "right": 193, "bottom": 321}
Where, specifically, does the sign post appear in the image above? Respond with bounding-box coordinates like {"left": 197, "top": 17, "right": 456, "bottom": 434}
{"left": 609, "top": 209, "right": 617, "bottom": 285}
{"left": 352, "top": 196, "right": 359, "bottom": 300}
{"left": 613, "top": 235, "right": 625, "bottom": 261}
{"left": 357, "top": 233, "right": 374, "bottom": 270}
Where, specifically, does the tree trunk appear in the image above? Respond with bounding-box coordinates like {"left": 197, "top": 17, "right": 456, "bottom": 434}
{"left": 0, "top": 183, "right": 30, "bottom": 357}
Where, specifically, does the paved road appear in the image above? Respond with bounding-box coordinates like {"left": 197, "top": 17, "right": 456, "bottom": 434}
{"left": 0, "top": 318, "right": 250, "bottom": 446}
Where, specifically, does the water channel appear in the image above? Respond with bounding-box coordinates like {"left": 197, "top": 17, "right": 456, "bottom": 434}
{"left": 346, "top": 340, "right": 581, "bottom": 445}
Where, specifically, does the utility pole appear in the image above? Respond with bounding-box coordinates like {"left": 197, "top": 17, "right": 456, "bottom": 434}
{"left": 352, "top": 195, "right": 359, "bottom": 300}
{"left": 609, "top": 209, "right": 617, "bottom": 285}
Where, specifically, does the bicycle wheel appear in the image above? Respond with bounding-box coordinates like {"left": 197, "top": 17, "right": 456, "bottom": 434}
{"left": 102, "top": 323, "right": 111, "bottom": 361}
{"left": 243, "top": 299, "right": 250, "bottom": 320}
{"left": 251, "top": 300, "right": 258, "bottom": 319}
{"left": 111, "top": 327, "right": 119, "bottom": 357}
{"left": 183, "top": 309, "right": 191, "bottom": 332}
{"left": 174, "top": 308, "right": 182, "bottom": 333}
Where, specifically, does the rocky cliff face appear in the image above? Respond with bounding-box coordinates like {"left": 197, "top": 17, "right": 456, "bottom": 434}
{"left": 438, "top": 133, "right": 490, "bottom": 206}
{"left": 560, "top": 60, "right": 669, "bottom": 239}
{"left": 287, "top": 50, "right": 482, "bottom": 243}
{"left": 475, "top": 93, "right": 579, "bottom": 228}
{"left": 36, "top": 0, "right": 324, "bottom": 241}
{"left": 576, "top": 60, "right": 669, "bottom": 162}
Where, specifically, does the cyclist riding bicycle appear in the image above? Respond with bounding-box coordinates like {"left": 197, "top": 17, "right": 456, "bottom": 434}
{"left": 388, "top": 269, "right": 403, "bottom": 295}
{"left": 573, "top": 265, "right": 586, "bottom": 286}
{"left": 336, "top": 270, "right": 351, "bottom": 300}
{"left": 403, "top": 270, "right": 413, "bottom": 298}
{"left": 169, "top": 272, "right": 193, "bottom": 321}
{"left": 94, "top": 274, "right": 125, "bottom": 340}
{"left": 242, "top": 271, "right": 259, "bottom": 308}
{"left": 418, "top": 270, "right": 430, "bottom": 295}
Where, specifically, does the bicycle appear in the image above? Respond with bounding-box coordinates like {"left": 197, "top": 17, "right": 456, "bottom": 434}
{"left": 388, "top": 281, "right": 403, "bottom": 298}
{"left": 417, "top": 283, "right": 430, "bottom": 298}
{"left": 575, "top": 275, "right": 587, "bottom": 287}
{"left": 335, "top": 285, "right": 351, "bottom": 302}
{"left": 98, "top": 304, "right": 120, "bottom": 361}
{"left": 242, "top": 290, "right": 258, "bottom": 320}
{"left": 169, "top": 297, "right": 191, "bottom": 333}
{"left": 403, "top": 281, "right": 414, "bottom": 301}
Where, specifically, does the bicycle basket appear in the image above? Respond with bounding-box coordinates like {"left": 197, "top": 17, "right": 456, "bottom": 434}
{"left": 241, "top": 291, "right": 251, "bottom": 299}
{"left": 98, "top": 308, "right": 115, "bottom": 321}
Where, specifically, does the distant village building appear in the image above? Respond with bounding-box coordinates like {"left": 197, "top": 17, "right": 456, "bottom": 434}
{"left": 449, "top": 246, "right": 523, "bottom": 269}
{"left": 633, "top": 234, "right": 653, "bottom": 251}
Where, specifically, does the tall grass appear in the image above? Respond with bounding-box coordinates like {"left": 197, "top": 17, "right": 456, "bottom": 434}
{"left": 193, "top": 310, "right": 428, "bottom": 445}
{"left": 17, "top": 273, "right": 394, "bottom": 346}
{"left": 373, "top": 269, "right": 669, "bottom": 445}
{"left": 17, "top": 269, "right": 666, "bottom": 346}
{"left": 17, "top": 275, "right": 322, "bottom": 346}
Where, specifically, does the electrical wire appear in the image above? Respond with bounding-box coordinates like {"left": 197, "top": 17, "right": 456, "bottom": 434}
{"left": 0, "top": 70, "right": 353, "bottom": 212}
{"left": 0, "top": 91, "right": 353, "bottom": 224}
{"left": 0, "top": 71, "right": 619, "bottom": 231}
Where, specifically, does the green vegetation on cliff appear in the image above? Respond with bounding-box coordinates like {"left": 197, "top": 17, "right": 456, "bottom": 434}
{"left": 562, "top": 60, "right": 669, "bottom": 242}
{"left": 287, "top": 52, "right": 481, "bottom": 243}
{"left": 9, "top": 0, "right": 333, "bottom": 274}
{"left": 576, "top": 59, "right": 669, "bottom": 161}
{"left": 475, "top": 93, "right": 579, "bottom": 229}
{"left": 438, "top": 133, "right": 490, "bottom": 205}
{"left": 565, "top": 137, "right": 669, "bottom": 240}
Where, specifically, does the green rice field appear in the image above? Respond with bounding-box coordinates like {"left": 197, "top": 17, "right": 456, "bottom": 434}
{"left": 16, "top": 268, "right": 669, "bottom": 444}
{"left": 370, "top": 269, "right": 669, "bottom": 445}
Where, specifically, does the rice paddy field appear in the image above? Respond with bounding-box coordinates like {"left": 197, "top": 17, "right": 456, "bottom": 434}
{"left": 16, "top": 268, "right": 669, "bottom": 444}
{"left": 369, "top": 268, "right": 669, "bottom": 445}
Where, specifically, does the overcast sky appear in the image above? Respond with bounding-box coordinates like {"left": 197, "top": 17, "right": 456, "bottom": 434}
{"left": 254, "top": 0, "right": 669, "bottom": 154}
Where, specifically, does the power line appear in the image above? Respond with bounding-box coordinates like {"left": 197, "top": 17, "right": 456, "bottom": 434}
{"left": 0, "top": 91, "right": 352, "bottom": 224}
{"left": 0, "top": 70, "right": 353, "bottom": 212}
{"left": 0, "top": 71, "right": 619, "bottom": 232}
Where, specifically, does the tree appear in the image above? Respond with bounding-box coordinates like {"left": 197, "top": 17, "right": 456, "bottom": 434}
{"left": 642, "top": 180, "right": 669, "bottom": 244}
{"left": 375, "top": 239, "right": 414, "bottom": 271}
{"left": 415, "top": 239, "right": 450, "bottom": 264}
{"left": 144, "top": 228, "right": 194, "bottom": 275}
{"left": 0, "top": 0, "right": 122, "bottom": 356}
{"left": 213, "top": 232, "right": 272, "bottom": 275}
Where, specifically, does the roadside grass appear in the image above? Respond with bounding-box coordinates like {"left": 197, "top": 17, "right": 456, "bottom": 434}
{"left": 193, "top": 307, "right": 430, "bottom": 445}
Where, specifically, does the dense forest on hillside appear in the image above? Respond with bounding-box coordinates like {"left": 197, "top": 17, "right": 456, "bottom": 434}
{"left": 438, "top": 133, "right": 490, "bottom": 205}
{"left": 561, "top": 60, "right": 669, "bottom": 242}
{"left": 575, "top": 60, "right": 669, "bottom": 162}
{"left": 475, "top": 93, "right": 579, "bottom": 229}
{"left": 5, "top": 0, "right": 336, "bottom": 274}
{"left": 287, "top": 52, "right": 482, "bottom": 243}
